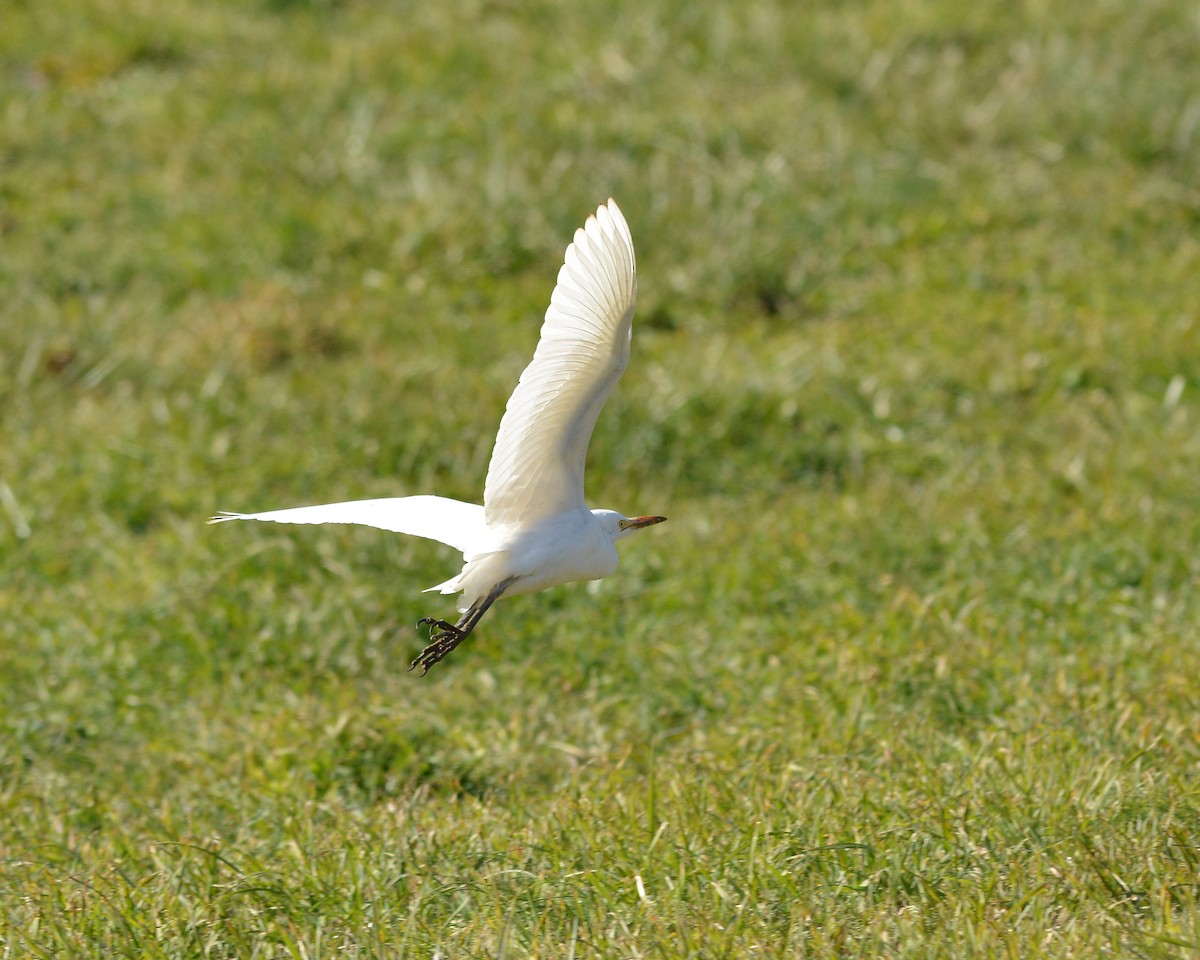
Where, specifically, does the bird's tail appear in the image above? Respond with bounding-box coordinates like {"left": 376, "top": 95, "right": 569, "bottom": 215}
{"left": 425, "top": 550, "right": 511, "bottom": 612}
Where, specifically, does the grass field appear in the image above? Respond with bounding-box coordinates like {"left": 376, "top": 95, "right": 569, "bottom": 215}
{"left": 3, "top": 0, "right": 1200, "bottom": 955}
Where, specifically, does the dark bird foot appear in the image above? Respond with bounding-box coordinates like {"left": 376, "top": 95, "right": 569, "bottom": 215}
{"left": 410, "top": 618, "right": 467, "bottom": 675}
{"left": 415, "top": 616, "right": 457, "bottom": 633}
{"left": 409, "top": 582, "right": 515, "bottom": 676}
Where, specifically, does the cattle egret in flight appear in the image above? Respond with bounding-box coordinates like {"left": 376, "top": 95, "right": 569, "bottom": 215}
{"left": 211, "top": 199, "right": 665, "bottom": 673}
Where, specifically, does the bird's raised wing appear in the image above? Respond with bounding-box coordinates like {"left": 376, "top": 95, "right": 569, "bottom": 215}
{"left": 208, "top": 496, "right": 486, "bottom": 554}
{"left": 483, "top": 199, "right": 637, "bottom": 528}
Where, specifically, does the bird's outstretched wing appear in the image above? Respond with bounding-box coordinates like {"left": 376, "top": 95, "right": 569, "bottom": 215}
{"left": 208, "top": 496, "right": 486, "bottom": 554}
{"left": 483, "top": 199, "right": 637, "bottom": 528}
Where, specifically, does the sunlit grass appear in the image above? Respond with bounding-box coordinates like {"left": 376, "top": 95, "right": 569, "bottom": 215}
{"left": 2, "top": 0, "right": 1199, "bottom": 956}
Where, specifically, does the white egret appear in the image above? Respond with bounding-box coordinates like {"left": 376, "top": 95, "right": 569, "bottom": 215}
{"left": 210, "top": 199, "right": 665, "bottom": 674}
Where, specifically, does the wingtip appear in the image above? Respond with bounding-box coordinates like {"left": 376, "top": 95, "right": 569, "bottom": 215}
{"left": 598, "top": 197, "right": 622, "bottom": 222}
{"left": 595, "top": 198, "right": 631, "bottom": 246}
{"left": 587, "top": 198, "right": 619, "bottom": 224}
{"left": 207, "top": 512, "right": 240, "bottom": 525}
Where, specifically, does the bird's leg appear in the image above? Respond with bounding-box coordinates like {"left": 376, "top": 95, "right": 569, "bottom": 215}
{"left": 410, "top": 578, "right": 517, "bottom": 675}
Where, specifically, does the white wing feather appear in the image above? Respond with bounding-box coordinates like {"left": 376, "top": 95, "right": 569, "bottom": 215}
{"left": 483, "top": 199, "right": 636, "bottom": 528}
{"left": 208, "top": 496, "right": 486, "bottom": 554}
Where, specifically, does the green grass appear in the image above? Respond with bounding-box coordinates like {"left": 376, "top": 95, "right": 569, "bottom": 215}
{"left": 3, "top": 0, "right": 1200, "bottom": 955}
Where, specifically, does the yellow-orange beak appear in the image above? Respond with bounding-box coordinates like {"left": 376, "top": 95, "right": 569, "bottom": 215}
{"left": 619, "top": 515, "right": 667, "bottom": 531}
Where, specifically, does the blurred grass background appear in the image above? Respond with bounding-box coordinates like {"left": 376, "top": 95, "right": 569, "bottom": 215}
{"left": 2, "top": 0, "right": 1200, "bottom": 955}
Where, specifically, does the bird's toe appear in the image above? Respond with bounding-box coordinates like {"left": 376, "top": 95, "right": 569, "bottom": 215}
{"left": 409, "top": 620, "right": 466, "bottom": 675}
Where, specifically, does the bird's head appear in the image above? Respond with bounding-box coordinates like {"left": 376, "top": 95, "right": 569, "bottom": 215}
{"left": 594, "top": 509, "right": 667, "bottom": 542}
